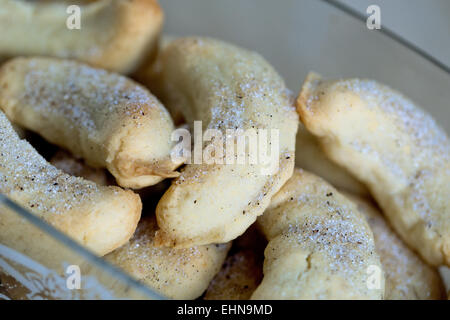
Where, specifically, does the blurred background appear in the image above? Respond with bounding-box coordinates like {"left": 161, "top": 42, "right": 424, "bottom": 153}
{"left": 337, "top": 0, "right": 450, "bottom": 67}
{"left": 161, "top": 0, "right": 450, "bottom": 131}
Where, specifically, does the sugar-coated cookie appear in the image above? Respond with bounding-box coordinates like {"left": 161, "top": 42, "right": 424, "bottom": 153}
{"left": 151, "top": 37, "right": 298, "bottom": 247}
{"left": 297, "top": 73, "right": 450, "bottom": 267}
{"left": 0, "top": 111, "right": 141, "bottom": 256}
{"left": 344, "top": 192, "right": 444, "bottom": 299}
{"left": 105, "top": 215, "right": 230, "bottom": 299}
{"left": 0, "top": 57, "right": 180, "bottom": 189}
{"left": 0, "top": 0, "right": 163, "bottom": 74}
{"left": 252, "top": 169, "right": 384, "bottom": 299}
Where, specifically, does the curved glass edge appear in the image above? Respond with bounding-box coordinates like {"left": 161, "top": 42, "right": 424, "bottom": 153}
{"left": 0, "top": 194, "right": 164, "bottom": 300}
{"left": 161, "top": 0, "right": 450, "bottom": 133}
{"left": 1, "top": 0, "right": 449, "bottom": 300}
{"left": 323, "top": 0, "right": 450, "bottom": 75}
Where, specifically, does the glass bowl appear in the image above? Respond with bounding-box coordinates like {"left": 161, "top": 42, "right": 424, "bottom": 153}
{"left": 1, "top": 0, "right": 449, "bottom": 300}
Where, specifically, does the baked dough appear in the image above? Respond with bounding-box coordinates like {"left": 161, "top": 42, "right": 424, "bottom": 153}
{"left": 0, "top": 57, "right": 180, "bottom": 189}
{"left": 105, "top": 215, "right": 230, "bottom": 299}
{"left": 204, "top": 250, "right": 262, "bottom": 300}
{"left": 151, "top": 37, "right": 298, "bottom": 247}
{"left": 134, "top": 35, "right": 186, "bottom": 125}
{"left": 344, "top": 192, "right": 444, "bottom": 300}
{"left": 204, "top": 225, "right": 265, "bottom": 300}
{"left": 296, "top": 123, "right": 369, "bottom": 196}
{"left": 297, "top": 73, "right": 450, "bottom": 267}
{"left": 0, "top": 0, "right": 163, "bottom": 74}
{"left": 0, "top": 110, "right": 141, "bottom": 256}
{"left": 50, "top": 149, "right": 108, "bottom": 186}
{"left": 252, "top": 169, "right": 384, "bottom": 299}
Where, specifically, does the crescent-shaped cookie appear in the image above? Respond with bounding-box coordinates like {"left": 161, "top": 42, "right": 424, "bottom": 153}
{"left": 0, "top": 0, "right": 163, "bottom": 74}
{"left": 0, "top": 57, "right": 180, "bottom": 189}
{"left": 344, "top": 192, "right": 444, "bottom": 299}
{"left": 149, "top": 37, "right": 298, "bottom": 247}
{"left": 105, "top": 215, "right": 230, "bottom": 299}
{"left": 252, "top": 169, "right": 384, "bottom": 299}
{"left": 297, "top": 73, "right": 450, "bottom": 267}
{"left": 0, "top": 110, "right": 141, "bottom": 256}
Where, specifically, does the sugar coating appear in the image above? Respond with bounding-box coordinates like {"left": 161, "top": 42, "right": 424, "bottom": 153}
{"left": 0, "top": 111, "right": 99, "bottom": 213}
{"left": 283, "top": 179, "right": 375, "bottom": 288}
{"left": 340, "top": 79, "right": 450, "bottom": 226}
{"left": 253, "top": 169, "right": 383, "bottom": 299}
{"left": 153, "top": 37, "right": 298, "bottom": 247}
{"left": 345, "top": 192, "right": 444, "bottom": 299}
{"left": 297, "top": 73, "right": 450, "bottom": 267}
{"left": 0, "top": 57, "right": 179, "bottom": 189}
{"left": 341, "top": 79, "right": 449, "bottom": 166}
{"left": 0, "top": 110, "right": 141, "bottom": 256}
{"left": 105, "top": 216, "right": 230, "bottom": 299}
{"left": 22, "top": 58, "right": 158, "bottom": 133}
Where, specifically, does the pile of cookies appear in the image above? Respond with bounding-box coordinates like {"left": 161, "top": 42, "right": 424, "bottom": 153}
{"left": 0, "top": 0, "right": 448, "bottom": 300}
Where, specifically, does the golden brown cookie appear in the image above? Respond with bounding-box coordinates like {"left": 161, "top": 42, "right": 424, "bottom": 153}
{"left": 0, "top": 57, "right": 181, "bottom": 189}
{"left": 0, "top": 0, "right": 163, "bottom": 74}
{"left": 252, "top": 169, "right": 384, "bottom": 299}
{"left": 105, "top": 215, "right": 230, "bottom": 299}
{"left": 0, "top": 111, "right": 141, "bottom": 256}
{"left": 344, "top": 192, "right": 444, "bottom": 300}
{"left": 150, "top": 37, "right": 298, "bottom": 247}
{"left": 297, "top": 73, "right": 450, "bottom": 267}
